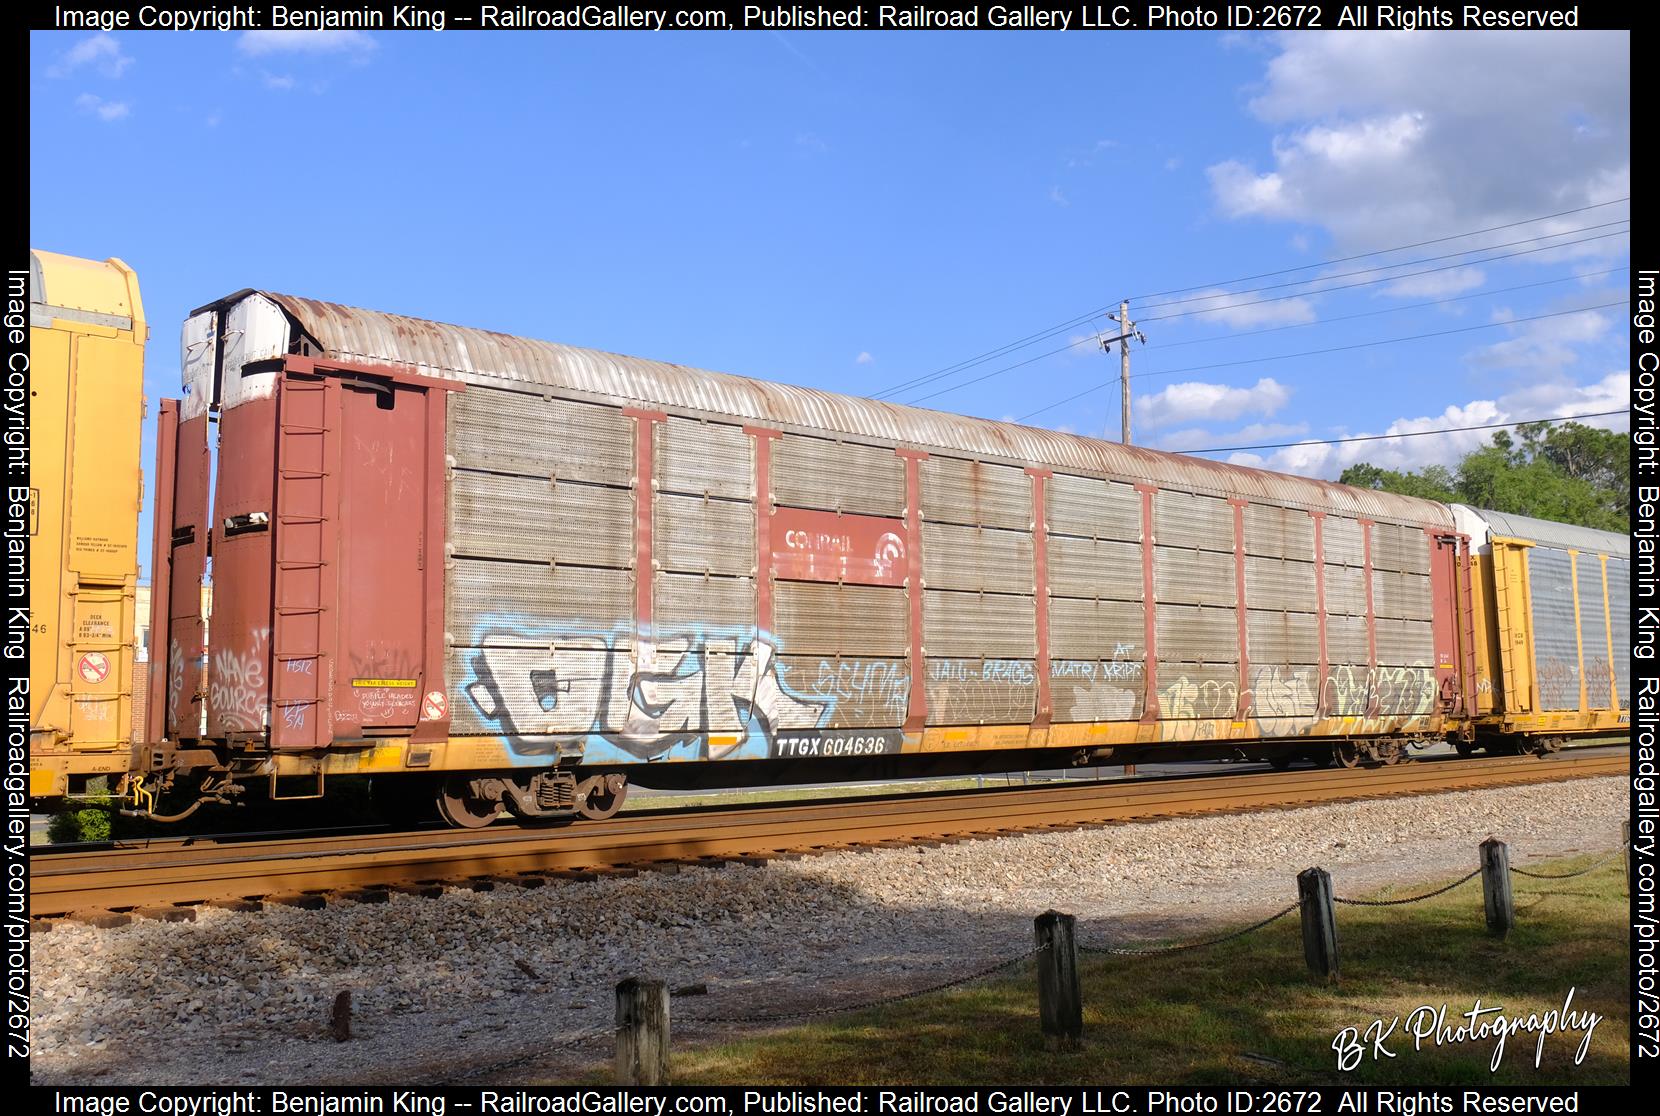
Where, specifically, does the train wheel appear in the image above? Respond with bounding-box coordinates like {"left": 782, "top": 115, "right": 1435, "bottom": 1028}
{"left": 1332, "top": 743, "right": 1363, "bottom": 769}
{"left": 437, "top": 777, "right": 504, "bottom": 829}
{"left": 575, "top": 774, "right": 628, "bottom": 821}
{"left": 1454, "top": 740, "right": 1476, "bottom": 758}
{"left": 1268, "top": 754, "right": 1294, "bottom": 771}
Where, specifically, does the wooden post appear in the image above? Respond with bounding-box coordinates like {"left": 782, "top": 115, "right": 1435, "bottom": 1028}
{"left": 1033, "top": 910, "right": 1082, "bottom": 1049}
{"left": 1481, "top": 838, "right": 1514, "bottom": 938}
{"left": 1297, "top": 868, "right": 1339, "bottom": 983}
{"left": 614, "top": 978, "right": 669, "bottom": 1085}
{"left": 1626, "top": 820, "right": 1632, "bottom": 896}
{"left": 330, "top": 990, "right": 351, "bottom": 1042}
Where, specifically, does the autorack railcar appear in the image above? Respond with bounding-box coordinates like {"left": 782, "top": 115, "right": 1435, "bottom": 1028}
{"left": 123, "top": 289, "right": 1624, "bottom": 828}
{"left": 27, "top": 250, "right": 147, "bottom": 801}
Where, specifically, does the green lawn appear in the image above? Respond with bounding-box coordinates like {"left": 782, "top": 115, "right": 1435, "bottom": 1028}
{"left": 554, "top": 853, "right": 1629, "bottom": 1086}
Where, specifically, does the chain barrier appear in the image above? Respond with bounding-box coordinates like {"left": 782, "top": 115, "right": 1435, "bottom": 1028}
{"left": 435, "top": 1022, "right": 612, "bottom": 1084}
{"left": 419, "top": 839, "right": 1624, "bottom": 1080}
{"left": 1509, "top": 845, "right": 1628, "bottom": 880}
{"left": 1078, "top": 902, "right": 1299, "bottom": 956}
{"left": 684, "top": 945, "right": 1047, "bottom": 1025}
{"left": 1332, "top": 866, "right": 1483, "bottom": 907}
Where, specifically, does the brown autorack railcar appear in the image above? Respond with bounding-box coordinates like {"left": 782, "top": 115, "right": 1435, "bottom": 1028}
{"left": 131, "top": 290, "right": 1606, "bottom": 827}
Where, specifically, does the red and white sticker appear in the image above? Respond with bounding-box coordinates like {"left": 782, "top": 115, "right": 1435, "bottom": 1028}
{"left": 77, "top": 652, "right": 110, "bottom": 685}
{"left": 422, "top": 690, "right": 448, "bottom": 721}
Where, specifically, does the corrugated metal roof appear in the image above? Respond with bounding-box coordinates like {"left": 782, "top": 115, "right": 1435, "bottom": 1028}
{"left": 261, "top": 292, "right": 1455, "bottom": 527}
{"left": 1459, "top": 505, "right": 1629, "bottom": 557}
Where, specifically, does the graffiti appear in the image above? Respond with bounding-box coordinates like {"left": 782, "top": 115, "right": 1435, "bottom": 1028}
{"left": 1369, "top": 665, "right": 1437, "bottom": 717}
{"left": 462, "top": 623, "right": 827, "bottom": 764}
{"left": 167, "top": 637, "right": 186, "bottom": 728}
{"left": 1536, "top": 657, "right": 1580, "bottom": 711}
{"left": 209, "top": 628, "right": 268, "bottom": 732}
{"left": 1050, "top": 655, "right": 1144, "bottom": 722}
{"left": 787, "top": 658, "right": 910, "bottom": 727}
{"left": 926, "top": 658, "right": 1038, "bottom": 725}
{"left": 1161, "top": 675, "right": 1238, "bottom": 719}
{"left": 1250, "top": 665, "right": 1318, "bottom": 737}
{"left": 1584, "top": 657, "right": 1614, "bottom": 705}
{"left": 345, "top": 644, "right": 421, "bottom": 723}
{"left": 929, "top": 658, "right": 1035, "bottom": 685}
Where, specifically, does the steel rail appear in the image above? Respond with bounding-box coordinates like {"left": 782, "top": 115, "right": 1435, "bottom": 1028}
{"left": 29, "top": 750, "right": 1627, "bottom": 917}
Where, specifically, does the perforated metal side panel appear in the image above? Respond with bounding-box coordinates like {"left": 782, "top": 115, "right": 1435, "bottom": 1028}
{"left": 1607, "top": 558, "right": 1630, "bottom": 708}
{"left": 919, "top": 457, "right": 1031, "bottom": 530}
{"left": 1527, "top": 547, "right": 1580, "bottom": 711}
{"left": 1577, "top": 556, "right": 1613, "bottom": 710}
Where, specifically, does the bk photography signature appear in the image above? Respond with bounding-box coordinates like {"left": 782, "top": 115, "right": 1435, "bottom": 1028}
{"left": 1331, "top": 989, "right": 1603, "bottom": 1071}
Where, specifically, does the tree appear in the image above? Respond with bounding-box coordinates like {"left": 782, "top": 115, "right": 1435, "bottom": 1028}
{"left": 1338, "top": 422, "right": 1626, "bottom": 530}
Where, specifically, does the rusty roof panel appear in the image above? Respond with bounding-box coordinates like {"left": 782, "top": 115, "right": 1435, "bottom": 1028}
{"left": 261, "top": 293, "right": 1456, "bottom": 527}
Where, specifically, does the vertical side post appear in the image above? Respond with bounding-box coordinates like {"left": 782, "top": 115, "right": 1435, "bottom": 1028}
{"left": 1480, "top": 838, "right": 1514, "bottom": 938}
{"left": 615, "top": 978, "right": 669, "bottom": 1085}
{"left": 1034, "top": 910, "right": 1081, "bottom": 1049}
{"left": 1297, "top": 868, "right": 1339, "bottom": 982}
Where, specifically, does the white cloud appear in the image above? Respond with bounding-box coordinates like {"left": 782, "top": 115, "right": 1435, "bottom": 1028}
{"left": 238, "top": 31, "right": 377, "bottom": 56}
{"left": 1048, "top": 186, "right": 1070, "bottom": 207}
{"left": 1469, "top": 305, "right": 1612, "bottom": 375}
{"left": 262, "top": 73, "right": 296, "bottom": 91}
{"left": 49, "top": 33, "right": 133, "bottom": 78}
{"left": 1380, "top": 266, "right": 1486, "bottom": 299}
{"left": 1207, "top": 33, "right": 1629, "bottom": 252}
{"left": 795, "top": 132, "right": 828, "bottom": 154}
{"left": 855, "top": 352, "right": 874, "bottom": 365}
{"left": 1153, "top": 422, "right": 1309, "bottom": 453}
{"left": 1136, "top": 377, "right": 1290, "bottom": 428}
{"left": 1178, "top": 289, "right": 1317, "bottom": 328}
{"left": 75, "top": 93, "right": 129, "bottom": 122}
{"left": 1230, "top": 371, "right": 1628, "bottom": 478}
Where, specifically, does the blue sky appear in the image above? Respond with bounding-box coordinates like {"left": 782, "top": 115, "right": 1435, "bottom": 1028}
{"left": 30, "top": 30, "right": 1629, "bottom": 581}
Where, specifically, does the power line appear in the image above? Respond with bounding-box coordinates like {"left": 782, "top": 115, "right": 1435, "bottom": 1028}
{"left": 1129, "top": 300, "right": 1627, "bottom": 382}
{"left": 873, "top": 310, "right": 1105, "bottom": 401}
{"left": 868, "top": 200, "right": 1627, "bottom": 404}
{"left": 1135, "top": 221, "right": 1629, "bottom": 321}
{"left": 1186, "top": 409, "right": 1629, "bottom": 456}
{"left": 1124, "top": 198, "right": 1629, "bottom": 304}
{"left": 1151, "top": 266, "right": 1629, "bottom": 351}
{"left": 899, "top": 230, "right": 1626, "bottom": 407}
{"left": 1014, "top": 300, "right": 1627, "bottom": 421}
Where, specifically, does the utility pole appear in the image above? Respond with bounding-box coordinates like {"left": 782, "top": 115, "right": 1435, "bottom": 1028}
{"left": 1101, "top": 300, "right": 1144, "bottom": 444}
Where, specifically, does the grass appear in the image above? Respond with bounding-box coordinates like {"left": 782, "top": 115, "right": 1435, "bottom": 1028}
{"left": 554, "top": 854, "right": 1630, "bottom": 1086}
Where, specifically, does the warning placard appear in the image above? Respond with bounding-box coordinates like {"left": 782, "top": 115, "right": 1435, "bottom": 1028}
{"left": 78, "top": 652, "right": 110, "bottom": 685}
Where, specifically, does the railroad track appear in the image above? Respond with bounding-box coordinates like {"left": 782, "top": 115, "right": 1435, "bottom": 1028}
{"left": 30, "top": 748, "right": 1627, "bottom": 921}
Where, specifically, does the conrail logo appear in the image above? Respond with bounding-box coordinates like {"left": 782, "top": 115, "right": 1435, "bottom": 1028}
{"left": 771, "top": 506, "right": 907, "bottom": 587}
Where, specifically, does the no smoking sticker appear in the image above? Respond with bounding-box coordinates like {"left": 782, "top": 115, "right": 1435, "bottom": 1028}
{"left": 78, "top": 652, "right": 110, "bottom": 685}
{"left": 422, "top": 691, "right": 448, "bottom": 720}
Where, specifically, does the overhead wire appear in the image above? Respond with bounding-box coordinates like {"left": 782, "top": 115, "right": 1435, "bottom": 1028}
{"left": 1185, "top": 409, "right": 1629, "bottom": 456}
{"left": 1123, "top": 197, "right": 1629, "bottom": 303}
{"left": 866, "top": 199, "right": 1627, "bottom": 403}
{"left": 1013, "top": 300, "right": 1628, "bottom": 421}
{"left": 896, "top": 227, "right": 1627, "bottom": 406}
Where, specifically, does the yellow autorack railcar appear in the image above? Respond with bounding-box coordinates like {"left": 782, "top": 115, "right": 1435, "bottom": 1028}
{"left": 1451, "top": 504, "right": 1629, "bottom": 748}
{"left": 28, "top": 250, "right": 147, "bottom": 798}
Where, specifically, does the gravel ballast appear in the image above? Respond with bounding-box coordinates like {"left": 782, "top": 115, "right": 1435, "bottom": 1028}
{"left": 29, "top": 776, "right": 1626, "bottom": 1084}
